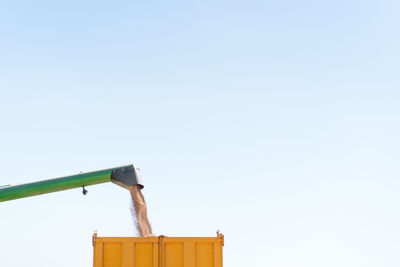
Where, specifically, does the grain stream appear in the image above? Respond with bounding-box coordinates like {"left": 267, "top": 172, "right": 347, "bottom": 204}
{"left": 129, "top": 185, "right": 153, "bottom": 237}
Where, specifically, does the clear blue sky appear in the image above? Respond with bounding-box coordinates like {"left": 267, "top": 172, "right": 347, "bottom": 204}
{"left": 1, "top": 1, "right": 399, "bottom": 266}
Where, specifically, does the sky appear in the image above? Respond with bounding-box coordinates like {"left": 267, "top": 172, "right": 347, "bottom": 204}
{"left": 0, "top": 0, "right": 400, "bottom": 266}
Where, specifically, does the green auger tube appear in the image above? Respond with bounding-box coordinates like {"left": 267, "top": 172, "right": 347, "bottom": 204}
{"left": 0, "top": 164, "right": 143, "bottom": 202}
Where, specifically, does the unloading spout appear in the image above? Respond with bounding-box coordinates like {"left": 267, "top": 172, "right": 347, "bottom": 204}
{"left": 111, "top": 165, "right": 143, "bottom": 190}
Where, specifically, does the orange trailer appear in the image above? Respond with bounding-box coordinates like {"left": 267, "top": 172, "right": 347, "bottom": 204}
{"left": 93, "top": 232, "right": 224, "bottom": 267}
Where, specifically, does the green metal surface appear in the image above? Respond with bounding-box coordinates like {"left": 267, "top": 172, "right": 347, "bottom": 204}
{"left": 0, "top": 165, "right": 133, "bottom": 202}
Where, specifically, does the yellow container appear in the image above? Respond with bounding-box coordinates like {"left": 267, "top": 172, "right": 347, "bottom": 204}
{"left": 93, "top": 233, "right": 224, "bottom": 267}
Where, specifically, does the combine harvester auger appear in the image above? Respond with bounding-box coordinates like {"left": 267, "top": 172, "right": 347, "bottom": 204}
{"left": 0, "top": 164, "right": 143, "bottom": 202}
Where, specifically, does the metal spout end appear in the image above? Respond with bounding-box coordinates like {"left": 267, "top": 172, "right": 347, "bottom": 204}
{"left": 111, "top": 165, "right": 144, "bottom": 190}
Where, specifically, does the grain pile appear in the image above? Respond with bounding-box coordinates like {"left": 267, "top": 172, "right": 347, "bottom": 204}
{"left": 129, "top": 184, "right": 153, "bottom": 237}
